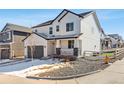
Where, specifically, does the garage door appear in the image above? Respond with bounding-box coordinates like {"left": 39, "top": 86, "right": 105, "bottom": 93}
{"left": 1, "top": 49, "right": 10, "bottom": 59}
{"left": 27, "top": 46, "right": 44, "bottom": 59}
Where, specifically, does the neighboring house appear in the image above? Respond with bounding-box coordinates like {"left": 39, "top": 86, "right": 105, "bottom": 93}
{"left": 103, "top": 34, "right": 124, "bottom": 49}
{"left": 23, "top": 9, "right": 102, "bottom": 58}
{"left": 0, "top": 23, "right": 31, "bottom": 59}
{"left": 104, "top": 35, "right": 113, "bottom": 49}
{"left": 100, "top": 28, "right": 106, "bottom": 50}
{"left": 108, "top": 34, "right": 124, "bottom": 48}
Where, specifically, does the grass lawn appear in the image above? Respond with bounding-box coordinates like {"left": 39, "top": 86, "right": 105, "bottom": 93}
{"left": 101, "top": 52, "right": 115, "bottom": 57}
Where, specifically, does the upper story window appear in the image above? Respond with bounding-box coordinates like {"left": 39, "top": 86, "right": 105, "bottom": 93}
{"left": 0, "top": 32, "right": 11, "bottom": 42}
{"left": 68, "top": 40, "right": 74, "bottom": 49}
{"left": 49, "top": 27, "right": 53, "bottom": 34}
{"left": 66, "top": 23, "right": 74, "bottom": 32}
{"left": 35, "top": 29, "right": 38, "bottom": 32}
{"left": 6, "top": 32, "right": 11, "bottom": 40}
{"left": 56, "top": 25, "right": 59, "bottom": 32}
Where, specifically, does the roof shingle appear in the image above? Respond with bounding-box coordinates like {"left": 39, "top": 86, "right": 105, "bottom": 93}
{"left": 1, "top": 23, "right": 32, "bottom": 33}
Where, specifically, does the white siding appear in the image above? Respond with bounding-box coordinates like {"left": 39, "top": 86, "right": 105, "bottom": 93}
{"left": 53, "top": 12, "right": 81, "bottom": 35}
{"left": 47, "top": 41, "right": 55, "bottom": 55}
{"left": 79, "top": 13, "right": 101, "bottom": 56}
{"left": 32, "top": 25, "right": 51, "bottom": 35}
{"left": 31, "top": 11, "right": 102, "bottom": 57}
{"left": 24, "top": 34, "right": 48, "bottom": 57}
{"left": 32, "top": 12, "right": 81, "bottom": 36}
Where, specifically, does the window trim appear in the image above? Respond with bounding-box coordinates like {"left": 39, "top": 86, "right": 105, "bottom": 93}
{"left": 66, "top": 22, "right": 74, "bottom": 32}
{"left": 68, "top": 40, "right": 74, "bottom": 49}
{"left": 35, "top": 29, "right": 38, "bottom": 32}
{"left": 49, "top": 27, "right": 53, "bottom": 34}
{"left": 56, "top": 25, "right": 59, "bottom": 32}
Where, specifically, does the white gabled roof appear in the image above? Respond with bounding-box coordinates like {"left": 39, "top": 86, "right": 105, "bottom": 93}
{"left": 32, "top": 9, "right": 93, "bottom": 28}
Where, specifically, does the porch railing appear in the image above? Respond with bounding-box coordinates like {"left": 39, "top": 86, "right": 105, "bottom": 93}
{"left": 61, "top": 49, "right": 73, "bottom": 55}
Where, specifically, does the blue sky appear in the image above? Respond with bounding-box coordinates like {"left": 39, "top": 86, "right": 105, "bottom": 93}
{"left": 0, "top": 9, "right": 124, "bottom": 38}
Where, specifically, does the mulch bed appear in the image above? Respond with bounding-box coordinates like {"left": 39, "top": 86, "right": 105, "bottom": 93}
{"left": 34, "top": 59, "right": 109, "bottom": 78}
{"left": 28, "top": 53, "right": 124, "bottom": 79}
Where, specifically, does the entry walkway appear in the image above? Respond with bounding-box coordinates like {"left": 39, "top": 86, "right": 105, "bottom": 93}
{"left": 0, "top": 58, "right": 124, "bottom": 84}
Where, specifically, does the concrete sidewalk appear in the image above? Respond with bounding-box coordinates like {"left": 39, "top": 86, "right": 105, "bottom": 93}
{"left": 56, "top": 58, "right": 124, "bottom": 84}
{"left": 1, "top": 58, "right": 124, "bottom": 84}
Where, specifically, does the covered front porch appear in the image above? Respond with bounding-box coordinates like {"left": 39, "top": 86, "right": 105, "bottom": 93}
{"left": 47, "top": 38, "right": 82, "bottom": 57}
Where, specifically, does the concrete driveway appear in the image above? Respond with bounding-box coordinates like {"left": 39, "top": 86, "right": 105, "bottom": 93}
{"left": 0, "top": 58, "right": 124, "bottom": 84}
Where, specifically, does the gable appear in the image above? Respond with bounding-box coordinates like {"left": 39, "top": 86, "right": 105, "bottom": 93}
{"left": 52, "top": 9, "right": 83, "bottom": 24}
{"left": 1, "top": 24, "right": 10, "bottom": 32}
{"left": 92, "top": 12, "right": 102, "bottom": 31}
{"left": 80, "top": 13, "right": 101, "bottom": 39}
{"left": 32, "top": 9, "right": 93, "bottom": 28}
{"left": 52, "top": 10, "right": 68, "bottom": 23}
{"left": 23, "top": 32, "right": 47, "bottom": 42}
{"left": 90, "top": 13, "right": 101, "bottom": 33}
{"left": 1, "top": 23, "right": 32, "bottom": 33}
{"left": 24, "top": 33, "right": 47, "bottom": 46}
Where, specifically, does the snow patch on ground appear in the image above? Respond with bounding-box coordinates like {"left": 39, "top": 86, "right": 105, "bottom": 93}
{"left": 5, "top": 63, "right": 69, "bottom": 77}
{"left": 0, "top": 59, "right": 14, "bottom": 63}
{"left": 0, "top": 59, "right": 60, "bottom": 77}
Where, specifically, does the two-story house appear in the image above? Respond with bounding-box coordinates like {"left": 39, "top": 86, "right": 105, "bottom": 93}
{"left": 0, "top": 23, "right": 31, "bottom": 59}
{"left": 23, "top": 9, "right": 102, "bottom": 58}
{"left": 108, "top": 34, "right": 124, "bottom": 48}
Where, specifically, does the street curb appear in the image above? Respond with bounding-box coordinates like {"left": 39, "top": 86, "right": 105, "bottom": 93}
{"left": 26, "top": 70, "right": 101, "bottom": 80}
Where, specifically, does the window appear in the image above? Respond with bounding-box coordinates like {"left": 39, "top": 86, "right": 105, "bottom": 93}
{"left": 66, "top": 23, "right": 74, "bottom": 31}
{"left": 68, "top": 40, "right": 74, "bottom": 48}
{"left": 35, "top": 29, "right": 38, "bottom": 32}
{"left": 7, "top": 32, "right": 11, "bottom": 40}
{"left": 56, "top": 25, "right": 59, "bottom": 32}
{"left": 49, "top": 27, "right": 53, "bottom": 34}
{"left": 1, "top": 32, "right": 11, "bottom": 41}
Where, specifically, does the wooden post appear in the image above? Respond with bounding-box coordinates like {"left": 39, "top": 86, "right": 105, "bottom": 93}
{"left": 0, "top": 49, "right": 1, "bottom": 60}
{"left": 114, "top": 49, "right": 117, "bottom": 59}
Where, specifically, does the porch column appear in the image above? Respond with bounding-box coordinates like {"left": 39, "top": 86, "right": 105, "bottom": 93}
{"left": 24, "top": 46, "right": 27, "bottom": 58}
{"left": 56, "top": 40, "right": 61, "bottom": 48}
{"left": 56, "top": 40, "right": 61, "bottom": 55}
{"left": 74, "top": 39, "right": 79, "bottom": 48}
